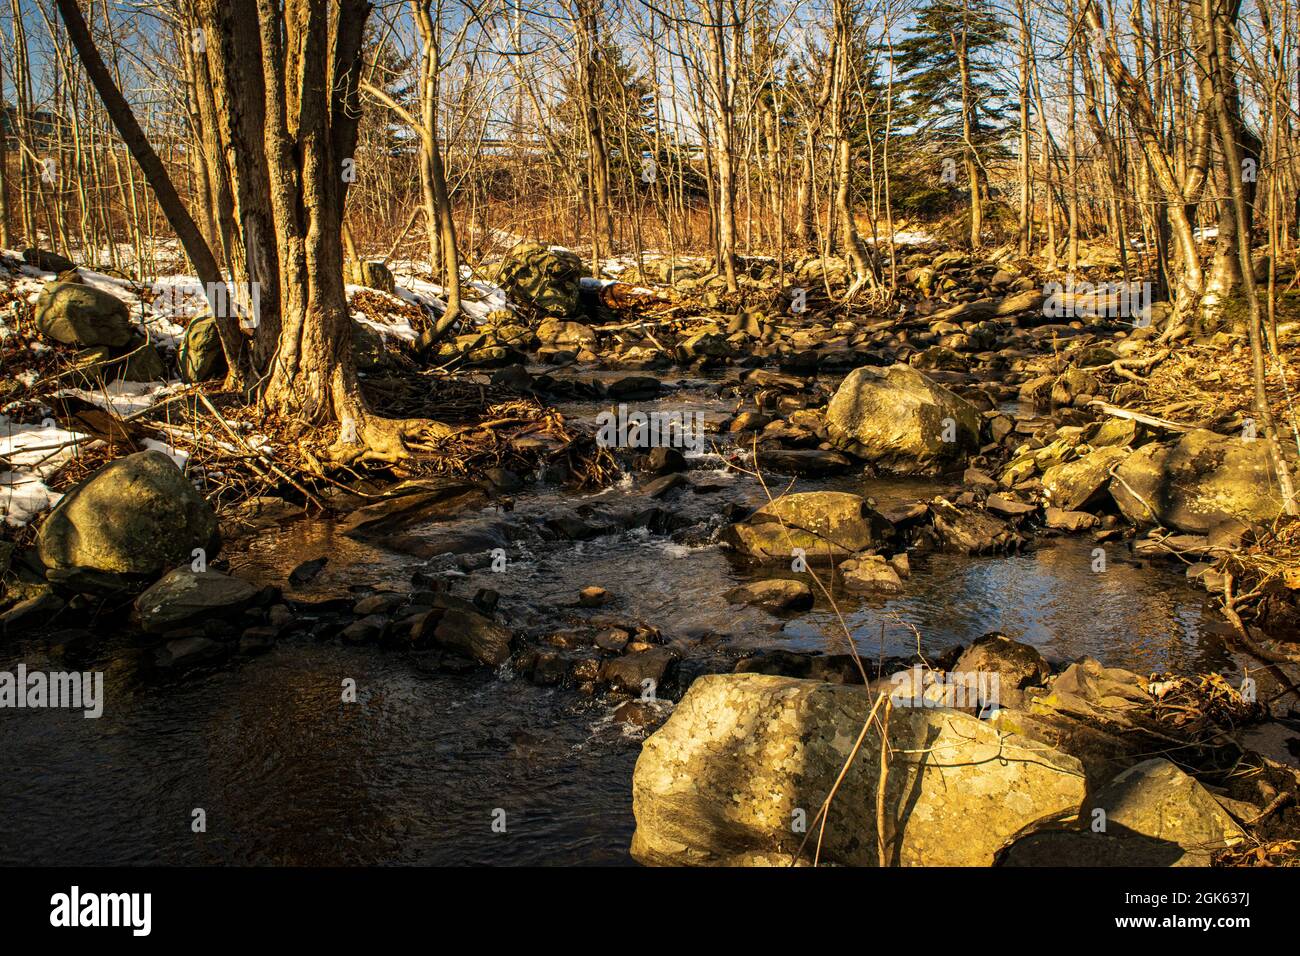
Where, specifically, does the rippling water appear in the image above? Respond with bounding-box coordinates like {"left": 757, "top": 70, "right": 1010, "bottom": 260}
{"left": 0, "top": 375, "right": 1238, "bottom": 865}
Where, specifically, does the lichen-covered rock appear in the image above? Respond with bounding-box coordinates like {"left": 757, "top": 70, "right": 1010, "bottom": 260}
{"left": 1041, "top": 445, "right": 1129, "bottom": 511}
{"left": 723, "top": 491, "right": 893, "bottom": 565}
{"left": 535, "top": 319, "right": 597, "bottom": 349}
{"left": 1110, "top": 429, "right": 1283, "bottom": 533}
{"left": 825, "top": 364, "right": 980, "bottom": 474}
{"left": 37, "top": 451, "right": 220, "bottom": 576}
{"left": 135, "top": 568, "right": 258, "bottom": 634}
{"left": 35, "top": 281, "right": 133, "bottom": 347}
{"left": 630, "top": 673, "right": 1087, "bottom": 866}
{"left": 179, "top": 315, "right": 227, "bottom": 383}
{"left": 1091, "top": 758, "right": 1245, "bottom": 853}
{"left": 496, "top": 240, "right": 584, "bottom": 317}
{"left": 839, "top": 554, "right": 904, "bottom": 593}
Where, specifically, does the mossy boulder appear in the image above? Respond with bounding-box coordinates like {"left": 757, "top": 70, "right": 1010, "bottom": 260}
{"left": 35, "top": 281, "right": 133, "bottom": 347}
{"left": 37, "top": 451, "right": 220, "bottom": 577}
{"left": 118, "top": 337, "right": 167, "bottom": 382}
{"left": 723, "top": 491, "right": 893, "bottom": 565}
{"left": 179, "top": 315, "right": 227, "bottom": 383}
{"left": 630, "top": 673, "right": 1087, "bottom": 866}
{"left": 1110, "top": 429, "right": 1283, "bottom": 533}
{"left": 495, "top": 240, "right": 584, "bottom": 317}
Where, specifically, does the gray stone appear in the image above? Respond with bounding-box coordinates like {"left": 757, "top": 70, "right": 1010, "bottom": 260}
{"left": 1090, "top": 758, "right": 1245, "bottom": 854}
{"left": 724, "top": 579, "right": 814, "bottom": 612}
{"left": 35, "top": 281, "right": 133, "bottom": 347}
{"left": 1041, "top": 446, "right": 1129, "bottom": 511}
{"left": 825, "top": 364, "right": 980, "bottom": 474}
{"left": 953, "top": 632, "right": 1050, "bottom": 690}
{"left": 135, "top": 569, "right": 258, "bottom": 634}
{"left": 724, "top": 491, "right": 893, "bottom": 565}
{"left": 1111, "top": 429, "right": 1284, "bottom": 533}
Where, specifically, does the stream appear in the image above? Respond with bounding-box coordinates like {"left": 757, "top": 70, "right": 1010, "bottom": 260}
{"left": 0, "top": 370, "right": 1242, "bottom": 865}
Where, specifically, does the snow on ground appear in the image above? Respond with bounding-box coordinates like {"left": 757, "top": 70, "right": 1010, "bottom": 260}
{"left": 346, "top": 283, "right": 422, "bottom": 343}
{"left": 0, "top": 417, "right": 96, "bottom": 528}
{"left": 3, "top": 248, "right": 186, "bottom": 346}
{"left": 0, "top": 472, "right": 63, "bottom": 527}
{"left": 0, "top": 418, "right": 90, "bottom": 477}
{"left": 388, "top": 262, "right": 512, "bottom": 325}
{"left": 52, "top": 380, "right": 189, "bottom": 417}
{"left": 141, "top": 437, "right": 190, "bottom": 470}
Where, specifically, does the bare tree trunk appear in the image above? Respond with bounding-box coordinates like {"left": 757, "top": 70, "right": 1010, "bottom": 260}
{"left": 53, "top": 0, "right": 246, "bottom": 377}
{"left": 1200, "top": 0, "right": 1297, "bottom": 514}
{"left": 705, "top": 0, "right": 739, "bottom": 292}
{"left": 0, "top": 53, "right": 9, "bottom": 247}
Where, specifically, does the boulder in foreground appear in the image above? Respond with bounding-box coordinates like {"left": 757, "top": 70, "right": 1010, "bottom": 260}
{"left": 630, "top": 673, "right": 1086, "bottom": 866}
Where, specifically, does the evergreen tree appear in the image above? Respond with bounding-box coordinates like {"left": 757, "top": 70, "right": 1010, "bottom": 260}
{"left": 893, "top": 0, "right": 1010, "bottom": 247}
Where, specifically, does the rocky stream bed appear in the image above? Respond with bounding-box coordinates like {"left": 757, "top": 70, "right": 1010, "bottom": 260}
{"left": 3, "top": 242, "right": 1300, "bottom": 865}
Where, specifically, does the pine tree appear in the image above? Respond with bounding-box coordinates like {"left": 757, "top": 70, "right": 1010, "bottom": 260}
{"left": 893, "top": 0, "right": 1010, "bottom": 248}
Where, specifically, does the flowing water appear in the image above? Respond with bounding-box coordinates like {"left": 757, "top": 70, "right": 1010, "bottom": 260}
{"left": 0, "top": 374, "right": 1241, "bottom": 865}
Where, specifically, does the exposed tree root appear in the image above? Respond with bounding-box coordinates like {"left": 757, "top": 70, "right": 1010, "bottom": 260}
{"left": 330, "top": 412, "right": 455, "bottom": 466}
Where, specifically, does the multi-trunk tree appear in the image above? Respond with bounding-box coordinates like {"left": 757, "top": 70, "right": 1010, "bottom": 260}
{"left": 56, "top": 0, "right": 452, "bottom": 464}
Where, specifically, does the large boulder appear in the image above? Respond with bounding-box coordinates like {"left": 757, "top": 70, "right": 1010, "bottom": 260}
{"left": 179, "top": 315, "right": 227, "bottom": 383}
{"left": 1005, "top": 757, "right": 1248, "bottom": 866}
{"left": 723, "top": 491, "right": 893, "bottom": 565}
{"left": 135, "top": 568, "right": 258, "bottom": 634}
{"left": 825, "top": 364, "right": 980, "bottom": 474}
{"left": 1041, "top": 445, "right": 1130, "bottom": 511}
{"left": 535, "top": 319, "right": 597, "bottom": 350}
{"left": 495, "top": 240, "right": 584, "bottom": 317}
{"left": 630, "top": 673, "right": 1087, "bottom": 866}
{"left": 1110, "top": 429, "right": 1283, "bottom": 533}
{"left": 37, "top": 451, "right": 220, "bottom": 576}
{"left": 34, "top": 281, "right": 133, "bottom": 347}
{"left": 1090, "top": 758, "right": 1245, "bottom": 855}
